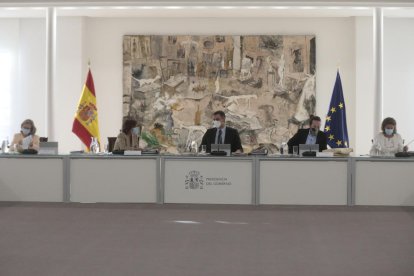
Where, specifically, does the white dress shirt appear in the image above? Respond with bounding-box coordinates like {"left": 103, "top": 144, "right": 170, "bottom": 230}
{"left": 215, "top": 126, "right": 226, "bottom": 144}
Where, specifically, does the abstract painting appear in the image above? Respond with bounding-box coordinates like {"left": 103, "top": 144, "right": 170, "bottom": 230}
{"left": 123, "top": 35, "right": 316, "bottom": 153}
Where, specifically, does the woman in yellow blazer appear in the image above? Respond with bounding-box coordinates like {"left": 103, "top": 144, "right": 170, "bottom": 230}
{"left": 113, "top": 119, "right": 141, "bottom": 151}
{"left": 10, "top": 119, "right": 40, "bottom": 152}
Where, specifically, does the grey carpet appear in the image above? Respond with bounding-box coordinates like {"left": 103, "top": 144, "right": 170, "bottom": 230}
{"left": 1, "top": 203, "right": 414, "bottom": 276}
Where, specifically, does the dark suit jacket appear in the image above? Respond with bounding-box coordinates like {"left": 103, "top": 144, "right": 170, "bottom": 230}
{"left": 200, "top": 127, "right": 243, "bottom": 153}
{"left": 287, "top": 128, "right": 327, "bottom": 153}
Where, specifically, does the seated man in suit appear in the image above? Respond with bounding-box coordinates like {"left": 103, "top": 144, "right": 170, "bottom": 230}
{"left": 287, "top": 115, "right": 328, "bottom": 153}
{"left": 200, "top": 110, "right": 243, "bottom": 153}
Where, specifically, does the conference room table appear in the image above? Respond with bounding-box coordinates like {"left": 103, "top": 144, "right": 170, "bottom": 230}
{"left": 1, "top": 153, "right": 414, "bottom": 206}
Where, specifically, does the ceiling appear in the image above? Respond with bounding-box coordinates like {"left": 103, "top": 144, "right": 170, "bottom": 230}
{"left": 1, "top": 0, "right": 414, "bottom": 5}
{"left": 1, "top": 6, "right": 414, "bottom": 18}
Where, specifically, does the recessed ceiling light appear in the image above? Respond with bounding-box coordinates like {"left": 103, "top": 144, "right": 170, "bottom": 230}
{"left": 138, "top": 6, "right": 156, "bottom": 10}
{"left": 60, "top": 7, "right": 77, "bottom": 10}
{"left": 164, "top": 6, "right": 183, "bottom": 10}
{"left": 271, "top": 6, "right": 289, "bottom": 10}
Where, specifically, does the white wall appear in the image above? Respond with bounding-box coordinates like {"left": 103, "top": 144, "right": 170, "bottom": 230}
{"left": 355, "top": 17, "right": 375, "bottom": 155}
{"left": 16, "top": 19, "right": 46, "bottom": 137}
{"left": 0, "top": 18, "right": 45, "bottom": 141}
{"left": 0, "top": 19, "right": 19, "bottom": 141}
{"left": 77, "top": 17, "right": 356, "bottom": 153}
{"left": 54, "top": 17, "right": 86, "bottom": 152}
{"left": 384, "top": 18, "right": 414, "bottom": 146}
{"left": 8, "top": 15, "right": 414, "bottom": 154}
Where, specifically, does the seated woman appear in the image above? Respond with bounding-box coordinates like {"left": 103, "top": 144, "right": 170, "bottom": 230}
{"left": 370, "top": 117, "right": 408, "bottom": 156}
{"left": 10, "top": 119, "right": 40, "bottom": 153}
{"left": 113, "top": 119, "right": 141, "bottom": 151}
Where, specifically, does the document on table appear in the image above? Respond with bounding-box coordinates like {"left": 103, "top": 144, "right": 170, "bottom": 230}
{"left": 22, "top": 135, "right": 32, "bottom": 150}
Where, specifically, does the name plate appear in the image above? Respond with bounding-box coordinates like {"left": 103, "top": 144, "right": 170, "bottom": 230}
{"left": 38, "top": 149, "right": 58, "bottom": 155}
{"left": 124, "top": 150, "right": 142, "bottom": 156}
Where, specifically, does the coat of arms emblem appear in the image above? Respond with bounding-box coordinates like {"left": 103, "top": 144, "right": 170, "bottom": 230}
{"left": 185, "top": 170, "right": 204, "bottom": 190}
{"left": 77, "top": 102, "right": 97, "bottom": 125}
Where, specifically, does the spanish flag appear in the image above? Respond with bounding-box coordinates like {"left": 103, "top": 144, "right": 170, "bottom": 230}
{"left": 72, "top": 69, "right": 100, "bottom": 150}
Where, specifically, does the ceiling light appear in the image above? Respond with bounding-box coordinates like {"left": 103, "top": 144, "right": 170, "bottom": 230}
{"left": 164, "top": 6, "right": 183, "bottom": 10}
{"left": 138, "top": 6, "right": 156, "bottom": 10}
{"left": 353, "top": 7, "right": 370, "bottom": 10}
{"left": 60, "top": 7, "right": 77, "bottom": 10}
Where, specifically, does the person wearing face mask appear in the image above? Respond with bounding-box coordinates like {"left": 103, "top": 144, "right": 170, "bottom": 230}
{"left": 10, "top": 119, "right": 40, "bottom": 153}
{"left": 287, "top": 115, "right": 328, "bottom": 154}
{"left": 113, "top": 119, "right": 141, "bottom": 151}
{"left": 200, "top": 110, "right": 243, "bottom": 153}
{"left": 369, "top": 117, "right": 408, "bottom": 156}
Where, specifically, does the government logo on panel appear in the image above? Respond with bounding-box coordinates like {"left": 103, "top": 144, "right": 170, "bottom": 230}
{"left": 185, "top": 170, "right": 204, "bottom": 190}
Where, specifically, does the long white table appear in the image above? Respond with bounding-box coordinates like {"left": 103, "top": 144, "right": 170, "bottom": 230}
{"left": 0, "top": 155, "right": 65, "bottom": 202}
{"left": 354, "top": 157, "right": 414, "bottom": 206}
{"left": 69, "top": 155, "right": 159, "bottom": 203}
{"left": 1, "top": 154, "right": 414, "bottom": 206}
{"left": 258, "top": 157, "right": 349, "bottom": 205}
{"left": 162, "top": 156, "right": 254, "bottom": 204}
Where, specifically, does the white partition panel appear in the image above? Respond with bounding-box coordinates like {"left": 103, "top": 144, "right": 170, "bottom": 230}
{"left": 260, "top": 159, "right": 348, "bottom": 205}
{"left": 164, "top": 158, "right": 253, "bottom": 204}
{"left": 0, "top": 157, "right": 64, "bottom": 202}
{"left": 355, "top": 160, "right": 414, "bottom": 206}
{"left": 70, "top": 157, "right": 157, "bottom": 203}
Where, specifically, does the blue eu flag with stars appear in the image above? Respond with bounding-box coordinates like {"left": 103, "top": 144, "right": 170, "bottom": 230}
{"left": 324, "top": 71, "right": 349, "bottom": 148}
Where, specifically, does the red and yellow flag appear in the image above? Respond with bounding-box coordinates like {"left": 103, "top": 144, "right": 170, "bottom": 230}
{"left": 72, "top": 69, "right": 100, "bottom": 150}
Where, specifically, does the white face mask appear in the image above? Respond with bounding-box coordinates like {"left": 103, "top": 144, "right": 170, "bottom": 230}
{"left": 21, "top": 128, "right": 31, "bottom": 136}
{"left": 132, "top": 127, "right": 140, "bottom": 136}
{"left": 212, "top": 120, "right": 221, "bottom": 128}
{"left": 384, "top": 128, "right": 394, "bottom": 136}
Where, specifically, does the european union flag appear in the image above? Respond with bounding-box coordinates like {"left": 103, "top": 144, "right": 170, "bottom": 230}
{"left": 324, "top": 71, "right": 349, "bottom": 148}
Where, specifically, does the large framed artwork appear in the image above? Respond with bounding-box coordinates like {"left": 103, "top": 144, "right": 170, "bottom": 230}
{"left": 123, "top": 35, "right": 316, "bottom": 153}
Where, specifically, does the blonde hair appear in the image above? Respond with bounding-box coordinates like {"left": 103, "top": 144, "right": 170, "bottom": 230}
{"left": 21, "top": 119, "right": 37, "bottom": 135}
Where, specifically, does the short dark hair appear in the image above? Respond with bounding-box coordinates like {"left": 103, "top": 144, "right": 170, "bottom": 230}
{"left": 309, "top": 115, "right": 321, "bottom": 125}
{"left": 122, "top": 119, "right": 137, "bottom": 134}
{"left": 213, "top": 110, "right": 226, "bottom": 118}
{"left": 381, "top": 117, "right": 397, "bottom": 133}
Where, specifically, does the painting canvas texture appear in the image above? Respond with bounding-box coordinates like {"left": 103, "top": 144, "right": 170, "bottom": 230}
{"left": 123, "top": 35, "right": 316, "bottom": 153}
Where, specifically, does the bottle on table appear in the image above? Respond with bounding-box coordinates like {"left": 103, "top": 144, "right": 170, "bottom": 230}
{"left": 90, "top": 137, "right": 100, "bottom": 154}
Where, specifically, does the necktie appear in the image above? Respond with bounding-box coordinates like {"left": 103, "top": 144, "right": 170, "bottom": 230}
{"left": 218, "top": 129, "right": 222, "bottom": 144}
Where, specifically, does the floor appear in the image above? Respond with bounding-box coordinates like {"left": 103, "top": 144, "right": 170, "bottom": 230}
{"left": 1, "top": 203, "right": 414, "bottom": 276}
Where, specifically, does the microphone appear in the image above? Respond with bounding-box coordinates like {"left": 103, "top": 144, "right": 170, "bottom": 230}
{"left": 404, "top": 138, "right": 414, "bottom": 147}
